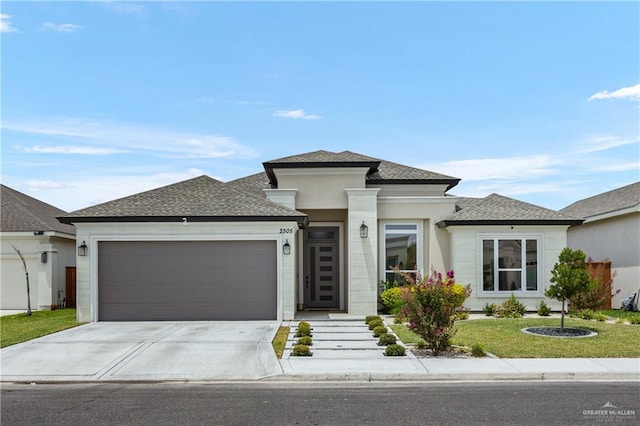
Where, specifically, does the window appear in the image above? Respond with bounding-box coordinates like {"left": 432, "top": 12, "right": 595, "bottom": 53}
{"left": 382, "top": 223, "right": 420, "bottom": 285}
{"left": 481, "top": 237, "right": 539, "bottom": 293}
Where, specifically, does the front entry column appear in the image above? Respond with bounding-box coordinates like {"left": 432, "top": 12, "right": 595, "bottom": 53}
{"left": 345, "top": 188, "right": 380, "bottom": 316}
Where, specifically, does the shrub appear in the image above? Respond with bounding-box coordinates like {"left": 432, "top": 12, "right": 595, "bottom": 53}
{"left": 615, "top": 318, "right": 625, "bottom": 325}
{"left": 416, "top": 340, "right": 426, "bottom": 349}
{"left": 297, "top": 336, "right": 313, "bottom": 346}
{"left": 380, "top": 287, "right": 406, "bottom": 315}
{"left": 292, "top": 344, "right": 312, "bottom": 356}
{"left": 572, "top": 309, "right": 596, "bottom": 320}
{"left": 537, "top": 300, "right": 551, "bottom": 316}
{"left": 455, "top": 308, "right": 469, "bottom": 320}
{"left": 482, "top": 303, "right": 498, "bottom": 316}
{"left": 629, "top": 316, "right": 640, "bottom": 325}
{"left": 595, "top": 313, "right": 608, "bottom": 322}
{"left": 496, "top": 294, "right": 526, "bottom": 318}
{"left": 295, "top": 321, "right": 312, "bottom": 337}
{"left": 401, "top": 269, "right": 471, "bottom": 356}
{"left": 368, "top": 319, "right": 384, "bottom": 330}
{"left": 377, "top": 333, "right": 397, "bottom": 346}
{"left": 365, "top": 315, "right": 380, "bottom": 324}
{"left": 373, "top": 325, "right": 388, "bottom": 337}
{"left": 385, "top": 344, "right": 406, "bottom": 356}
{"left": 471, "top": 342, "right": 487, "bottom": 357}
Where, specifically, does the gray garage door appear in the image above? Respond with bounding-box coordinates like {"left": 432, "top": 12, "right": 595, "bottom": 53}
{"left": 98, "top": 240, "right": 277, "bottom": 321}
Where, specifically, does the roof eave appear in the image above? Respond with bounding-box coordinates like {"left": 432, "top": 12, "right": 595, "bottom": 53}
{"left": 58, "top": 215, "right": 309, "bottom": 228}
{"left": 367, "top": 178, "right": 461, "bottom": 191}
{"left": 437, "top": 219, "right": 585, "bottom": 228}
{"left": 263, "top": 161, "right": 381, "bottom": 187}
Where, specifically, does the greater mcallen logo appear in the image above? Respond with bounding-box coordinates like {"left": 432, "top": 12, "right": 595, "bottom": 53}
{"left": 583, "top": 402, "right": 636, "bottom": 421}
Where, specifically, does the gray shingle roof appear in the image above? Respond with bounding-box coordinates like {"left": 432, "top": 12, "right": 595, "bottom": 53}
{"left": 438, "top": 193, "right": 583, "bottom": 226}
{"left": 1, "top": 184, "right": 75, "bottom": 235}
{"left": 560, "top": 182, "right": 640, "bottom": 219}
{"left": 226, "top": 171, "right": 271, "bottom": 197}
{"left": 59, "top": 175, "right": 307, "bottom": 225}
{"left": 263, "top": 150, "right": 460, "bottom": 190}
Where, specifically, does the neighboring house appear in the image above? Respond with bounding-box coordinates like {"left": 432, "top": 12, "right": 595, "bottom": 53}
{"left": 1, "top": 185, "right": 76, "bottom": 310}
{"left": 58, "top": 150, "right": 582, "bottom": 322}
{"left": 561, "top": 182, "right": 640, "bottom": 308}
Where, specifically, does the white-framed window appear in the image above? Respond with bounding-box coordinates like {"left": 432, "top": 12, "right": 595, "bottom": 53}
{"left": 480, "top": 236, "right": 541, "bottom": 294}
{"left": 381, "top": 223, "right": 421, "bottom": 285}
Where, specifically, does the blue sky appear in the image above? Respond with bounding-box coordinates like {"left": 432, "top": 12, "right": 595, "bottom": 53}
{"left": 1, "top": 1, "right": 638, "bottom": 213}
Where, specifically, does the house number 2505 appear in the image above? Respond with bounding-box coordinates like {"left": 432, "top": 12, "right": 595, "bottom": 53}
{"left": 280, "top": 228, "right": 293, "bottom": 234}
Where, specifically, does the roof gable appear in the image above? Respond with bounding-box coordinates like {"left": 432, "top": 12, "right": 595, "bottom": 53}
{"left": 560, "top": 182, "right": 640, "bottom": 219}
{"left": 439, "top": 193, "right": 583, "bottom": 227}
{"left": 59, "top": 175, "right": 307, "bottom": 225}
{"left": 1, "top": 184, "right": 76, "bottom": 234}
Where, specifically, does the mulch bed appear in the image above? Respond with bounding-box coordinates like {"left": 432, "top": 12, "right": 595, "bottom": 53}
{"left": 409, "top": 345, "right": 476, "bottom": 358}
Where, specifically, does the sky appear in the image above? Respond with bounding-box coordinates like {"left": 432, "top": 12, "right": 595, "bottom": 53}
{"left": 1, "top": 1, "right": 639, "bottom": 213}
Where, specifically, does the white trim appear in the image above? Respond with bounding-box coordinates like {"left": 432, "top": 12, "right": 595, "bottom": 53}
{"left": 379, "top": 220, "right": 424, "bottom": 283}
{"left": 581, "top": 204, "right": 640, "bottom": 223}
{"left": 89, "top": 234, "right": 284, "bottom": 322}
{"left": 476, "top": 233, "right": 543, "bottom": 298}
{"left": 298, "top": 222, "right": 345, "bottom": 311}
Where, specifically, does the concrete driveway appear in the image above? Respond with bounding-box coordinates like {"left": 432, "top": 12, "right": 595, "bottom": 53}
{"left": 0, "top": 322, "right": 282, "bottom": 382}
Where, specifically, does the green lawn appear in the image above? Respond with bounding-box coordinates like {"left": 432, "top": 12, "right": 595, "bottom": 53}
{"left": 0, "top": 309, "right": 80, "bottom": 348}
{"left": 272, "top": 326, "right": 290, "bottom": 359}
{"left": 391, "top": 318, "right": 640, "bottom": 358}
{"left": 600, "top": 309, "right": 640, "bottom": 321}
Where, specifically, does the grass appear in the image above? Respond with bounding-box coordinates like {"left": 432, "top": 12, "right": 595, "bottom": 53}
{"left": 599, "top": 309, "right": 640, "bottom": 320}
{"left": 272, "top": 326, "right": 290, "bottom": 359}
{"left": 0, "top": 309, "right": 80, "bottom": 348}
{"left": 392, "top": 318, "right": 640, "bottom": 358}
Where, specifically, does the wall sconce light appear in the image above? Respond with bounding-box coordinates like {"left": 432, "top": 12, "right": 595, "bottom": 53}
{"left": 283, "top": 239, "right": 291, "bottom": 255}
{"left": 78, "top": 241, "right": 88, "bottom": 257}
{"left": 360, "top": 221, "right": 369, "bottom": 239}
{"left": 40, "top": 252, "right": 48, "bottom": 263}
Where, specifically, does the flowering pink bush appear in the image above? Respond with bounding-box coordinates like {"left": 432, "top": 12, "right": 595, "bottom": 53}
{"left": 401, "top": 269, "right": 471, "bottom": 356}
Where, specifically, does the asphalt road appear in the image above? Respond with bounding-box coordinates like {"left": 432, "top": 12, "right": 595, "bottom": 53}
{"left": 1, "top": 381, "right": 638, "bottom": 425}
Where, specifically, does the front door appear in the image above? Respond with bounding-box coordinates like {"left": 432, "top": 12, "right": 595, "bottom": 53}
{"left": 303, "top": 227, "right": 339, "bottom": 309}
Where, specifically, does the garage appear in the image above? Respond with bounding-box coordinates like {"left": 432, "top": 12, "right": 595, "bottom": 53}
{"left": 97, "top": 240, "right": 277, "bottom": 321}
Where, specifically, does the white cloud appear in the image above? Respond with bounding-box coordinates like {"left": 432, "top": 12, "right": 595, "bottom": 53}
{"left": 19, "top": 145, "right": 126, "bottom": 155}
{"left": 3, "top": 116, "right": 258, "bottom": 159}
{"left": 575, "top": 135, "right": 639, "bottom": 153}
{"left": 1, "top": 14, "right": 18, "bottom": 33}
{"left": 17, "top": 168, "right": 207, "bottom": 211}
{"left": 273, "top": 109, "right": 323, "bottom": 120}
{"left": 41, "top": 22, "right": 82, "bottom": 34}
{"left": 588, "top": 83, "right": 640, "bottom": 101}
{"left": 596, "top": 161, "right": 640, "bottom": 172}
{"left": 419, "top": 155, "right": 560, "bottom": 182}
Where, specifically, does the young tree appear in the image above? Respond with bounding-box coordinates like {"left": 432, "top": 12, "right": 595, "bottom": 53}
{"left": 546, "top": 248, "right": 592, "bottom": 331}
{"left": 10, "top": 244, "right": 32, "bottom": 316}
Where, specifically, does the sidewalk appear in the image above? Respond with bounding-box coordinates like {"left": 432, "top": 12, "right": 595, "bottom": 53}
{"left": 273, "top": 319, "right": 640, "bottom": 382}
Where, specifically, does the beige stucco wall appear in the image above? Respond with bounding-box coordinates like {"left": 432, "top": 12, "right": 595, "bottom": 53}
{"left": 73, "top": 221, "right": 300, "bottom": 322}
{"left": 274, "top": 168, "right": 368, "bottom": 209}
{"left": 0, "top": 233, "right": 76, "bottom": 310}
{"left": 447, "top": 225, "right": 569, "bottom": 311}
{"left": 567, "top": 212, "right": 640, "bottom": 308}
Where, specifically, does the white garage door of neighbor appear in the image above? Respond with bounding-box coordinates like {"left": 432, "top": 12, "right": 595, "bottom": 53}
{"left": 97, "top": 240, "right": 277, "bottom": 321}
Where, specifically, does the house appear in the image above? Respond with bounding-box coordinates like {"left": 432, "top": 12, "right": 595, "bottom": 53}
{"left": 561, "top": 182, "right": 640, "bottom": 308}
{"left": 1, "top": 185, "right": 76, "bottom": 310}
{"left": 58, "top": 150, "right": 582, "bottom": 322}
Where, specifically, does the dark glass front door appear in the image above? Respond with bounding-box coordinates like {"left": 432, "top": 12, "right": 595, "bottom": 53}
{"left": 304, "top": 227, "right": 339, "bottom": 309}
